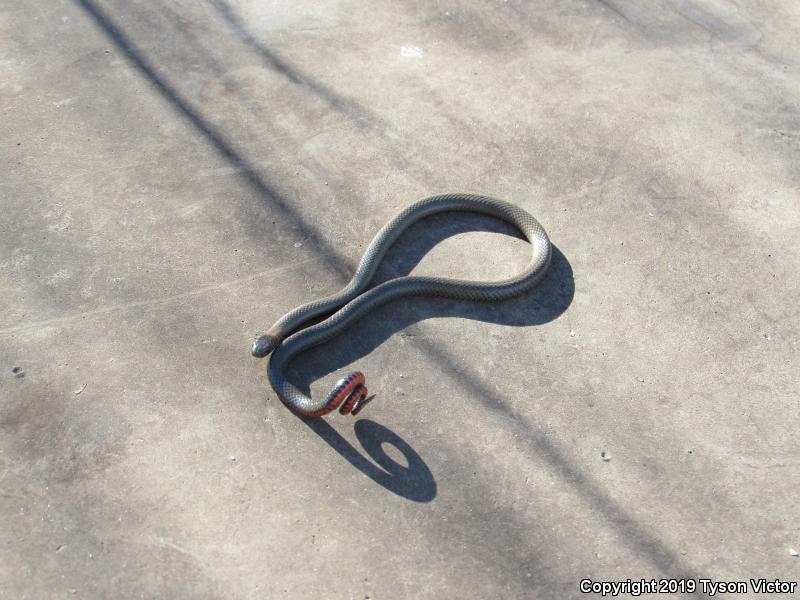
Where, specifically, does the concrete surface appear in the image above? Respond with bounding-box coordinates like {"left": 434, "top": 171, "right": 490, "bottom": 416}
{"left": 1, "top": 0, "right": 799, "bottom": 598}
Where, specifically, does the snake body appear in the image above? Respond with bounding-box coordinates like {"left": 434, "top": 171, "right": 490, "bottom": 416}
{"left": 252, "top": 194, "right": 552, "bottom": 417}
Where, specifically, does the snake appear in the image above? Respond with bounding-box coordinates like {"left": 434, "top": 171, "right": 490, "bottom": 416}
{"left": 251, "top": 194, "right": 552, "bottom": 418}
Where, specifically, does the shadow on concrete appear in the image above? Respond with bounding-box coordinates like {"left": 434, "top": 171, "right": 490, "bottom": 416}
{"left": 289, "top": 214, "right": 574, "bottom": 396}
{"left": 279, "top": 214, "right": 571, "bottom": 503}
{"left": 73, "top": 0, "right": 353, "bottom": 282}
{"left": 208, "top": 0, "right": 383, "bottom": 129}
{"left": 298, "top": 416, "right": 436, "bottom": 502}
{"left": 417, "top": 337, "right": 708, "bottom": 595}
{"left": 289, "top": 212, "right": 705, "bottom": 587}
{"left": 73, "top": 0, "right": 434, "bottom": 505}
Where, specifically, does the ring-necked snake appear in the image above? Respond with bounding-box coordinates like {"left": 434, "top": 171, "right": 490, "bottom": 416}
{"left": 251, "top": 194, "right": 552, "bottom": 417}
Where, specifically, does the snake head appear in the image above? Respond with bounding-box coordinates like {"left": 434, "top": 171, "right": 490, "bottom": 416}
{"left": 251, "top": 334, "right": 280, "bottom": 357}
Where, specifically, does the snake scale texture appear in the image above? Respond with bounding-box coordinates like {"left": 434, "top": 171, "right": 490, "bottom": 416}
{"left": 251, "top": 194, "right": 552, "bottom": 418}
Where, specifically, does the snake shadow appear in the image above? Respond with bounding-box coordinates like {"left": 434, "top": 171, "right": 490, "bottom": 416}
{"left": 297, "top": 415, "right": 436, "bottom": 502}
{"left": 289, "top": 212, "right": 574, "bottom": 501}
{"left": 291, "top": 212, "right": 574, "bottom": 390}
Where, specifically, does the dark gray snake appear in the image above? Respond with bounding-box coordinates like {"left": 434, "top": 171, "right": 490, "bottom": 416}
{"left": 251, "top": 194, "right": 552, "bottom": 418}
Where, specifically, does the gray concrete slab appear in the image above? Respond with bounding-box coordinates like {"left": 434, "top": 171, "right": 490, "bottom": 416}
{"left": 2, "top": 0, "right": 799, "bottom": 598}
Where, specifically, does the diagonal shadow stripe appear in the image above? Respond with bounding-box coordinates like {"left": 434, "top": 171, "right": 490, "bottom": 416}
{"left": 415, "top": 335, "right": 709, "bottom": 597}
{"left": 208, "top": 0, "right": 384, "bottom": 129}
{"left": 73, "top": 0, "right": 353, "bottom": 283}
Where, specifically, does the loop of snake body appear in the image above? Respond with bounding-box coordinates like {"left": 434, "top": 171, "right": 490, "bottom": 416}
{"left": 251, "top": 194, "right": 552, "bottom": 418}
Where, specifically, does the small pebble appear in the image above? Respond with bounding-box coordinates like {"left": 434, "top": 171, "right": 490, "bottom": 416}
{"left": 293, "top": 242, "right": 302, "bottom": 248}
{"left": 229, "top": 456, "right": 237, "bottom": 462}
{"left": 12, "top": 366, "right": 24, "bottom": 378}
{"left": 790, "top": 548, "right": 799, "bottom": 557}
{"left": 601, "top": 451, "right": 611, "bottom": 462}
